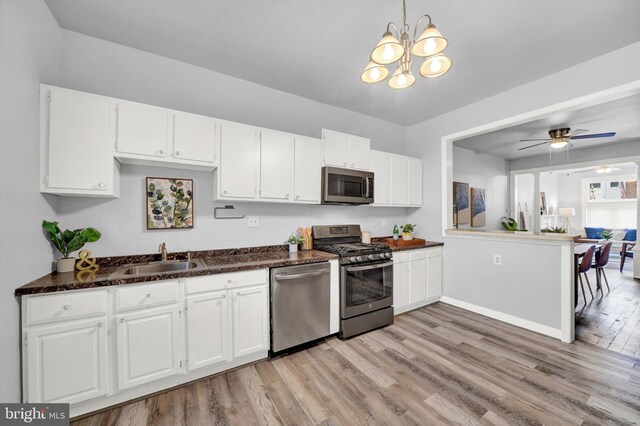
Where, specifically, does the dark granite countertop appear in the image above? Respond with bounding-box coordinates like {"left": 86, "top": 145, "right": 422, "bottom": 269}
{"left": 15, "top": 245, "right": 338, "bottom": 296}
{"left": 371, "top": 237, "right": 444, "bottom": 252}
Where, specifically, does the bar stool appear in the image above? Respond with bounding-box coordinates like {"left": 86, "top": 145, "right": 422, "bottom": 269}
{"left": 578, "top": 245, "right": 596, "bottom": 305}
{"left": 592, "top": 241, "right": 612, "bottom": 294}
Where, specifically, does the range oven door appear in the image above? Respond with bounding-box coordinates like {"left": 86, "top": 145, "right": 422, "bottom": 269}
{"left": 322, "top": 166, "right": 374, "bottom": 205}
{"left": 340, "top": 261, "right": 393, "bottom": 319}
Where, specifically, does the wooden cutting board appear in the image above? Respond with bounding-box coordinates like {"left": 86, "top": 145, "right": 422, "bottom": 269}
{"left": 385, "top": 238, "right": 426, "bottom": 248}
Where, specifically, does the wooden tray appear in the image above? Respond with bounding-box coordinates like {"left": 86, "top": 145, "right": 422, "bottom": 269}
{"left": 385, "top": 237, "right": 426, "bottom": 248}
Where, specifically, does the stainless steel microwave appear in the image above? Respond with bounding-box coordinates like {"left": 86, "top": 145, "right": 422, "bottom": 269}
{"left": 321, "top": 166, "right": 374, "bottom": 205}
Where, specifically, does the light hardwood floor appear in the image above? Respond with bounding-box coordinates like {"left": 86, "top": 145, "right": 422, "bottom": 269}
{"left": 576, "top": 260, "right": 640, "bottom": 357}
{"left": 73, "top": 302, "right": 640, "bottom": 425}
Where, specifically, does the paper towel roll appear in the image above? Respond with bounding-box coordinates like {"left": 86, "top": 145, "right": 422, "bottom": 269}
{"left": 361, "top": 231, "right": 371, "bottom": 244}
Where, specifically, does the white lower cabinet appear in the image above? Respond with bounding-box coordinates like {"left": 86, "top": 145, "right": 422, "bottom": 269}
{"left": 185, "top": 291, "right": 230, "bottom": 371}
{"left": 116, "top": 306, "right": 181, "bottom": 390}
{"left": 25, "top": 317, "right": 108, "bottom": 404}
{"left": 232, "top": 286, "right": 269, "bottom": 357}
{"left": 22, "top": 269, "right": 269, "bottom": 417}
{"left": 393, "top": 247, "right": 442, "bottom": 315}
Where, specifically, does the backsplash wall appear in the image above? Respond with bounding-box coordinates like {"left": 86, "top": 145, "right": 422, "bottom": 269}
{"left": 54, "top": 165, "right": 409, "bottom": 256}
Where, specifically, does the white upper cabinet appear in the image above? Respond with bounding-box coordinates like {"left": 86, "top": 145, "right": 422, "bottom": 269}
{"left": 173, "top": 112, "right": 217, "bottom": 164}
{"left": 115, "top": 101, "right": 169, "bottom": 158}
{"left": 41, "top": 86, "right": 119, "bottom": 197}
{"left": 370, "top": 150, "right": 391, "bottom": 205}
{"left": 408, "top": 157, "right": 423, "bottom": 206}
{"left": 216, "top": 121, "right": 259, "bottom": 200}
{"left": 259, "top": 129, "right": 294, "bottom": 201}
{"left": 293, "top": 136, "right": 322, "bottom": 203}
{"left": 322, "top": 129, "right": 371, "bottom": 170}
{"left": 390, "top": 154, "right": 409, "bottom": 205}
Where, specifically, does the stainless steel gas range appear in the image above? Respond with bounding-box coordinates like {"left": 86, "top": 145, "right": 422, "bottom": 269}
{"left": 313, "top": 224, "right": 393, "bottom": 339}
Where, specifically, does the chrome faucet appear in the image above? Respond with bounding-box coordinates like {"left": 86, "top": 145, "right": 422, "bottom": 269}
{"left": 159, "top": 242, "right": 168, "bottom": 261}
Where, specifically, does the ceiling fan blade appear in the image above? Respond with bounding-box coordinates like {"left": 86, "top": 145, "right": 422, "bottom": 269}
{"left": 572, "top": 168, "right": 595, "bottom": 174}
{"left": 568, "top": 128, "right": 589, "bottom": 136}
{"left": 570, "top": 132, "right": 616, "bottom": 140}
{"left": 518, "top": 141, "right": 549, "bottom": 150}
{"left": 519, "top": 138, "right": 552, "bottom": 142}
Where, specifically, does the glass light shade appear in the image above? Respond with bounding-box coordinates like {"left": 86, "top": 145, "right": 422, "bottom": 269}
{"left": 370, "top": 32, "right": 405, "bottom": 65}
{"left": 419, "top": 54, "right": 452, "bottom": 78}
{"left": 361, "top": 61, "right": 389, "bottom": 83}
{"left": 388, "top": 66, "right": 416, "bottom": 89}
{"left": 412, "top": 24, "right": 448, "bottom": 57}
{"left": 549, "top": 140, "right": 569, "bottom": 149}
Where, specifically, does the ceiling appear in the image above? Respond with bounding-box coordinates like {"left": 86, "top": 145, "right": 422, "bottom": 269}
{"left": 44, "top": 0, "right": 640, "bottom": 126}
{"left": 453, "top": 93, "right": 640, "bottom": 160}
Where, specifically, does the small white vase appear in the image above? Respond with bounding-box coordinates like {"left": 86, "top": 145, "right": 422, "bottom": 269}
{"left": 289, "top": 243, "right": 298, "bottom": 253}
{"left": 57, "top": 258, "right": 76, "bottom": 273}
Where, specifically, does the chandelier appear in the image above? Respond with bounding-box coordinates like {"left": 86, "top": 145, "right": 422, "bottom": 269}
{"left": 361, "top": 0, "right": 452, "bottom": 89}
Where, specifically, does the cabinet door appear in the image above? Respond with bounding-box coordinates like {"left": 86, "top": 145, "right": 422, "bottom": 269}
{"left": 26, "top": 318, "right": 107, "bottom": 404}
{"left": 232, "top": 286, "right": 269, "bottom": 358}
{"left": 115, "top": 102, "right": 169, "bottom": 158}
{"left": 294, "top": 136, "right": 322, "bottom": 203}
{"left": 186, "top": 291, "right": 230, "bottom": 371}
{"left": 410, "top": 259, "right": 428, "bottom": 304}
{"left": 370, "top": 150, "right": 390, "bottom": 205}
{"left": 46, "top": 89, "right": 112, "bottom": 192}
{"left": 427, "top": 255, "right": 443, "bottom": 299}
{"left": 390, "top": 155, "right": 409, "bottom": 205}
{"left": 218, "top": 121, "right": 258, "bottom": 199}
{"left": 116, "top": 306, "right": 180, "bottom": 390}
{"left": 260, "top": 129, "right": 294, "bottom": 200}
{"left": 173, "top": 112, "right": 217, "bottom": 164}
{"left": 408, "top": 157, "right": 423, "bottom": 206}
{"left": 322, "top": 129, "right": 349, "bottom": 167}
{"left": 348, "top": 135, "right": 371, "bottom": 170}
{"left": 393, "top": 262, "right": 411, "bottom": 310}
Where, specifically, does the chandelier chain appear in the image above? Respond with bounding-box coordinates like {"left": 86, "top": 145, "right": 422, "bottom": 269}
{"left": 402, "top": 0, "right": 407, "bottom": 29}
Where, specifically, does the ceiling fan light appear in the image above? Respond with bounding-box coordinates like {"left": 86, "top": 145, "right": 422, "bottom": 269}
{"left": 412, "top": 23, "right": 448, "bottom": 57}
{"left": 419, "top": 54, "right": 452, "bottom": 78}
{"left": 361, "top": 61, "right": 389, "bottom": 83}
{"left": 597, "top": 166, "right": 612, "bottom": 174}
{"left": 388, "top": 66, "right": 416, "bottom": 89}
{"left": 550, "top": 140, "right": 569, "bottom": 149}
{"left": 370, "top": 31, "right": 405, "bottom": 65}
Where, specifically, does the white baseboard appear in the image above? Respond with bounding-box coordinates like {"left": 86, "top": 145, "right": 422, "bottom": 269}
{"left": 439, "top": 296, "right": 562, "bottom": 340}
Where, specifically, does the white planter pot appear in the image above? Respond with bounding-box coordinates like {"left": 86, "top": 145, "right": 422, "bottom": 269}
{"left": 402, "top": 234, "right": 414, "bottom": 241}
{"left": 57, "top": 258, "right": 76, "bottom": 273}
{"left": 289, "top": 244, "right": 298, "bottom": 253}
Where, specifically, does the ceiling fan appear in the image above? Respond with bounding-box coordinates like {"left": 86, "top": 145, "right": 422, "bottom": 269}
{"left": 571, "top": 164, "right": 635, "bottom": 174}
{"left": 518, "top": 127, "right": 616, "bottom": 151}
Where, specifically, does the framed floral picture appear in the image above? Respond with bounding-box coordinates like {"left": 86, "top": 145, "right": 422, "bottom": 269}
{"left": 146, "top": 177, "right": 194, "bottom": 229}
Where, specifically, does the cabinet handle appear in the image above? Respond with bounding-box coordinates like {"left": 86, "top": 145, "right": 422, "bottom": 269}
{"left": 222, "top": 190, "right": 227, "bottom": 195}
{"left": 227, "top": 279, "right": 233, "bottom": 284}
{"left": 146, "top": 293, "right": 151, "bottom": 299}
{"left": 285, "top": 194, "right": 290, "bottom": 199}
{"left": 174, "top": 151, "right": 180, "bottom": 156}
{"left": 344, "top": 162, "right": 347, "bottom": 167}
{"left": 63, "top": 305, "right": 70, "bottom": 311}
{"left": 295, "top": 195, "right": 299, "bottom": 200}
{"left": 351, "top": 163, "right": 355, "bottom": 167}
{"left": 120, "top": 318, "right": 125, "bottom": 323}
{"left": 97, "top": 183, "right": 106, "bottom": 189}
{"left": 222, "top": 294, "right": 226, "bottom": 299}
{"left": 157, "top": 149, "right": 164, "bottom": 155}
{"left": 97, "top": 322, "right": 103, "bottom": 328}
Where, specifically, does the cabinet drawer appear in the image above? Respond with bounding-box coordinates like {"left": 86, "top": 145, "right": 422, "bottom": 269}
{"left": 185, "top": 269, "right": 267, "bottom": 294}
{"left": 393, "top": 252, "right": 410, "bottom": 263}
{"left": 410, "top": 249, "right": 428, "bottom": 261}
{"left": 25, "top": 290, "right": 108, "bottom": 326}
{"left": 426, "top": 247, "right": 442, "bottom": 258}
{"left": 116, "top": 281, "right": 179, "bottom": 312}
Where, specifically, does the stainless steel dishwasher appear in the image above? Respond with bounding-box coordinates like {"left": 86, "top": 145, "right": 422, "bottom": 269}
{"left": 270, "top": 262, "right": 331, "bottom": 353}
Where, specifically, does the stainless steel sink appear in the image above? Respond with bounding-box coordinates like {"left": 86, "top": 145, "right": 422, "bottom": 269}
{"left": 110, "top": 259, "right": 206, "bottom": 278}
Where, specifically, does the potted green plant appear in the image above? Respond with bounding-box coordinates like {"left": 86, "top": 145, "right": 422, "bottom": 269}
{"left": 599, "top": 230, "right": 613, "bottom": 240}
{"left": 285, "top": 233, "right": 304, "bottom": 253}
{"left": 500, "top": 217, "right": 519, "bottom": 231}
{"left": 541, "top": 227, "right": 567, "bottom": 234}
{"left": 401, "top": 224, "right": 416, "bottom": 241}
{"left": 42, "top": 220, "right": 101, "bottom": 272}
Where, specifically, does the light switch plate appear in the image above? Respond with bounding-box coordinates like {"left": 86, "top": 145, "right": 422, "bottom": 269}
{"left": 493, "top": 255, "right": 502, "bottom": 265}
{"left": 248, "top": 216, "right": 259, "bottom": 228}
{"left": 381, "top": 218, "right": 387, "bottom": 227}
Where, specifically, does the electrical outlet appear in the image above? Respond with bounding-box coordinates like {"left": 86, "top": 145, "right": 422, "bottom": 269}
{"left": 493, "top": 255, "right": 502, "bottom": 265}
{"left": 247, "top": 216, "right": 259, "bottom": 228}
{"left": 381, "top": 218, "right": 387, "bottom": 227}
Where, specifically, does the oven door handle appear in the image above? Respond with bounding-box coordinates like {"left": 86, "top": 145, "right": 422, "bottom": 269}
{"left": 274, "top": 270, "right": 330, "bottom": 280}
{"left": 346, "top": 261, "right": 393, "bottom": 272}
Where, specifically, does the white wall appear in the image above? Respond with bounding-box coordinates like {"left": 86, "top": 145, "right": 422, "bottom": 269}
{"left": 452, "top": 146, "right": 509, "bottom": 230}
{"left": 406, "top": 42, "right": 640, "bottom": 328}
{"left": 52, "top": 29, "right": 408, "bottom": 255}
{"left": 0, "top": 0, "right": 60, "bottom": 403}
{"left": 514, "top": 173, "right": 534, "bottom": 229}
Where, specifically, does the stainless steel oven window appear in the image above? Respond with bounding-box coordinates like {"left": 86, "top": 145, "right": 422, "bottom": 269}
{"left": 340, "top": 261, "right": 393, "bottom": 318}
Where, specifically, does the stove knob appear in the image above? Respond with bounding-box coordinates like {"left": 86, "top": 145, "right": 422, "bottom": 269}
{"left": 379, "top": 253, "right": 386, "bottom": 259}
{"left": 356, "top": 256, "right": 363, "bottom": 262}
{"left": 385, "top": 252, "right": 392, "bottom": 258}
{"left": 367, "top": 254, "right": 375, "bottom": 260}
{"left": 349, "top": 256, "right": 358, "bottom": 263}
